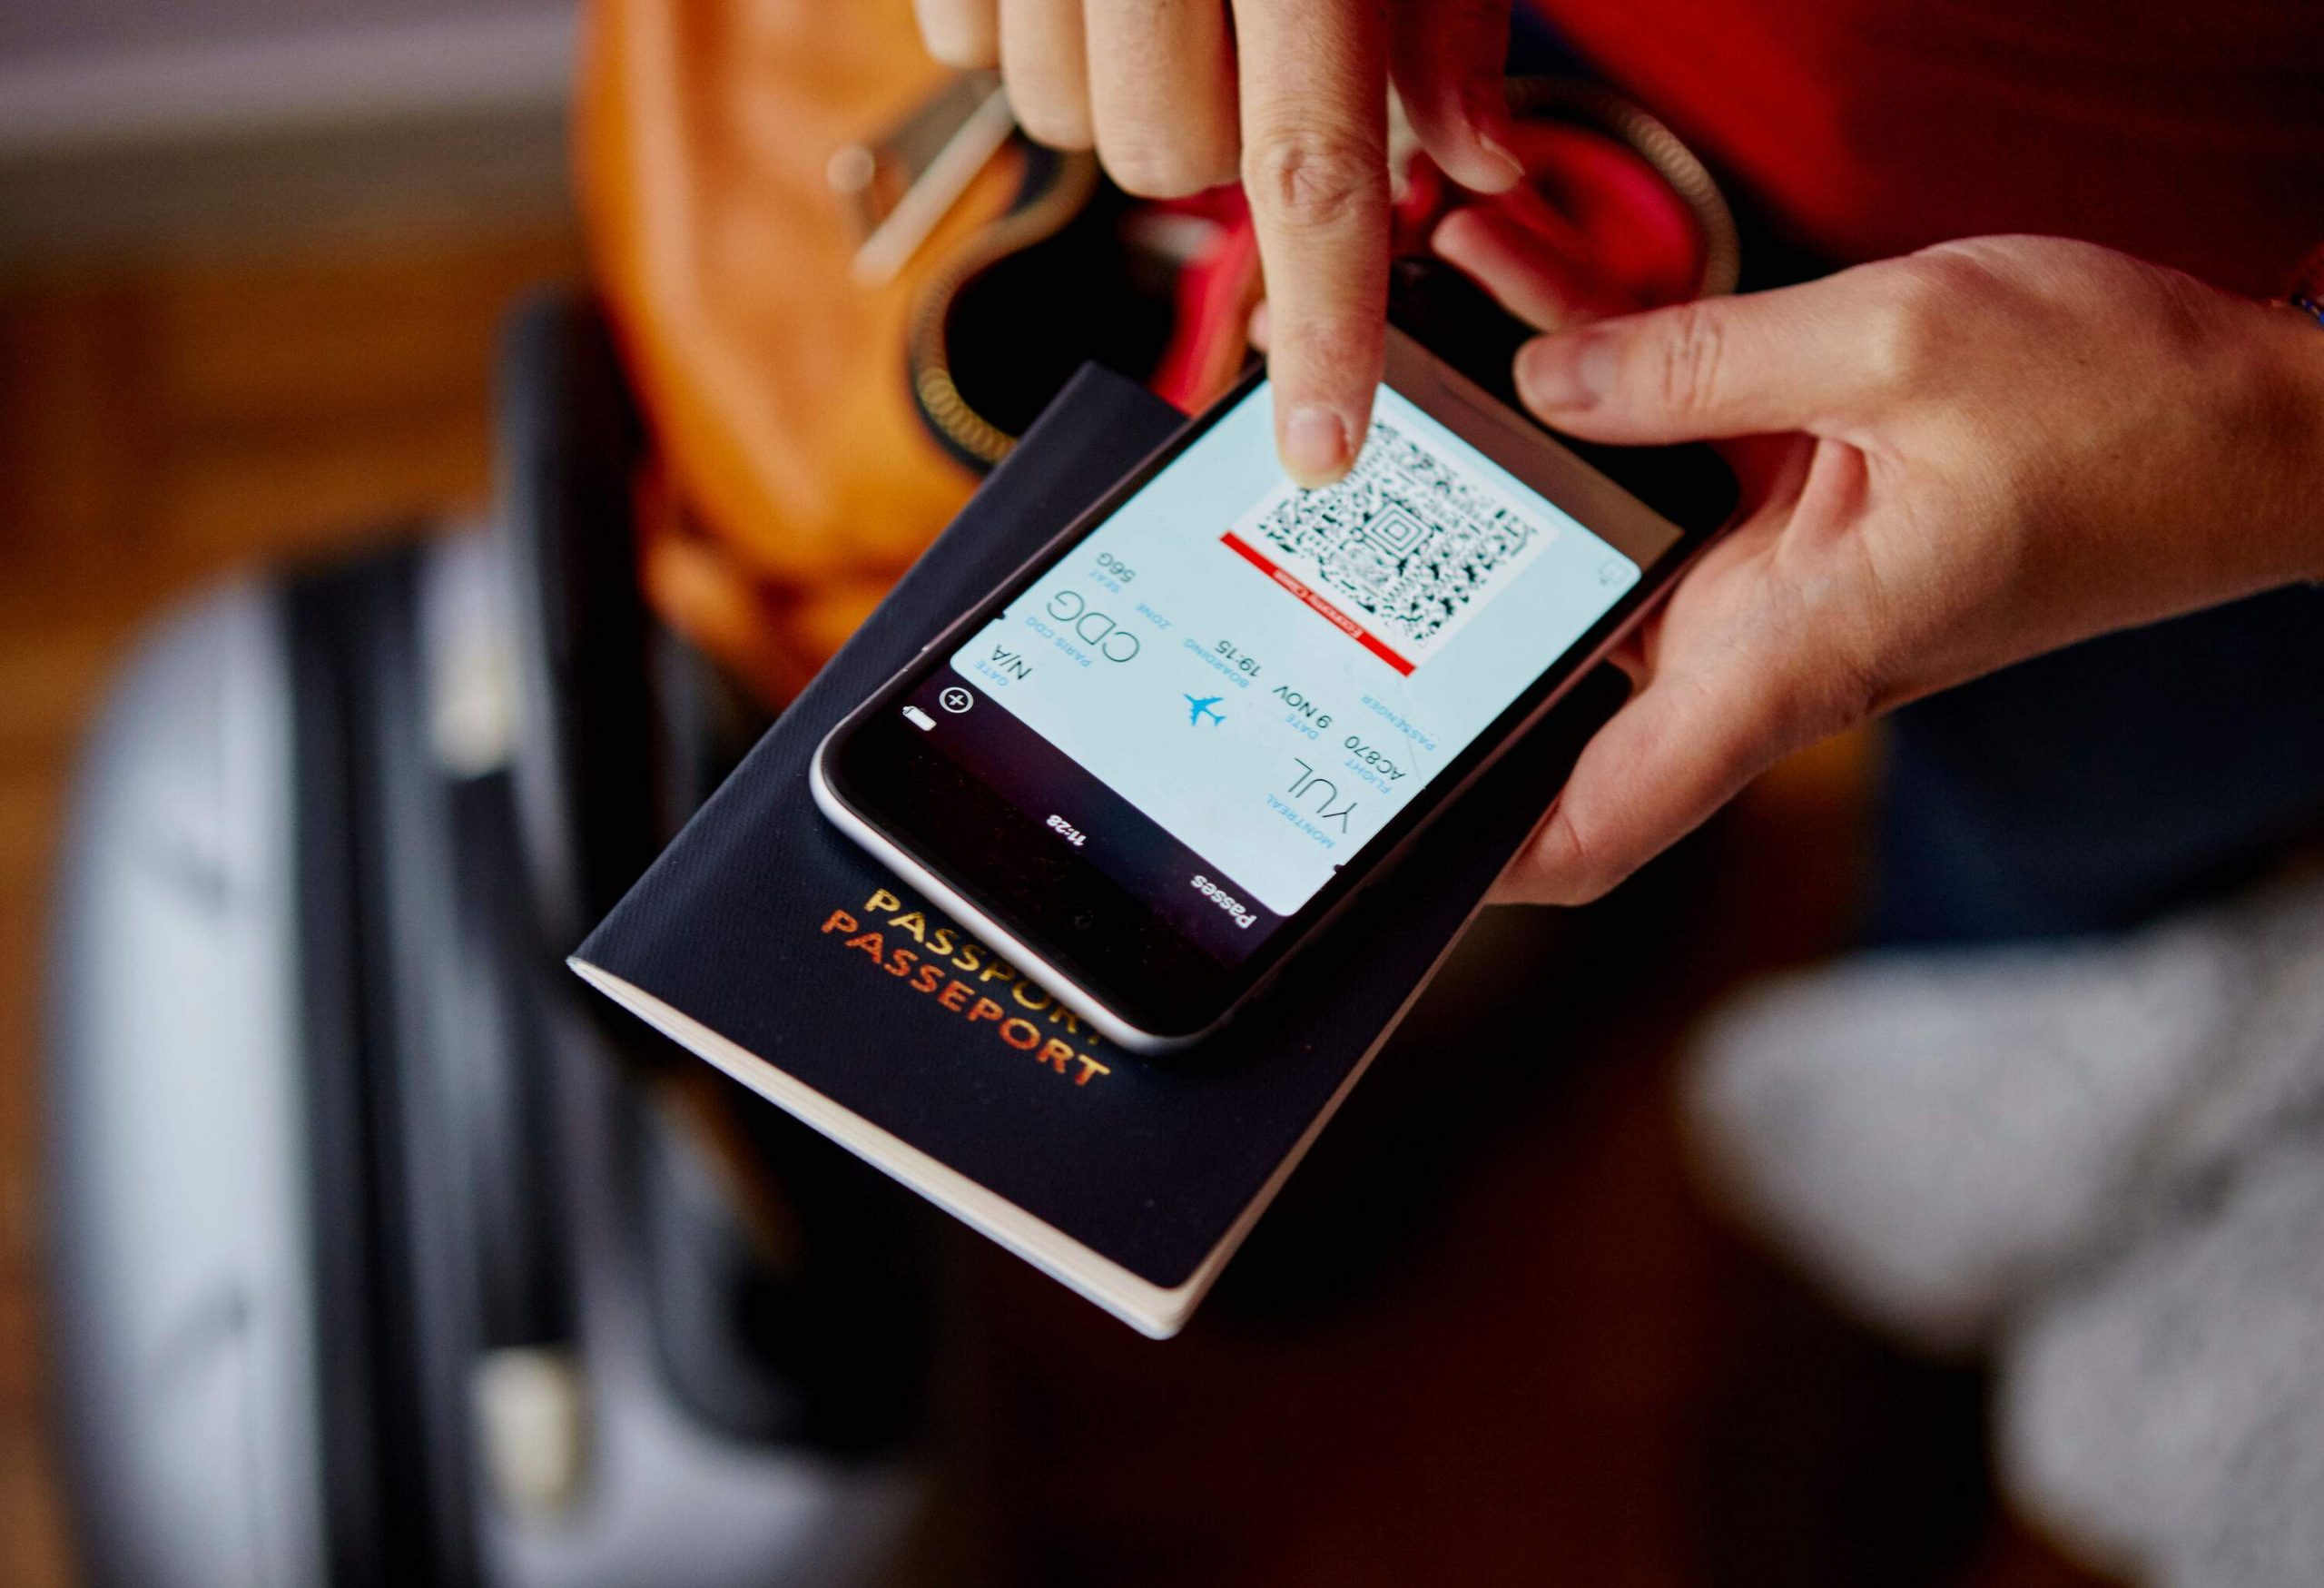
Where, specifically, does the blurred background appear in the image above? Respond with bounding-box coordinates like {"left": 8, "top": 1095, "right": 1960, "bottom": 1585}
{"left": 3, "top": 3, "right": 579, "bottom": 1580}
{"left": 0, "top": 3, "right": 2129, "bottom": 1584}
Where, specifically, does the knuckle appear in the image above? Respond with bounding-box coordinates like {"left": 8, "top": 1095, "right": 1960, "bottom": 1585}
{"left": 1102, "top": 135, "right": 1224, "bottom": 200}
{"left": 915, "top": 0, "right": 998, "bottom": 68}
{"left": 926, "top": 39, "right": 993, "bottom": 69}
{"left": 1861, "top": 297, "right": 1935, "bottom": 394}
{"left": 1866, "top": 253, "right": 1982, "bottom": 390}
{"left": 1649, "top": 301, "right": 1730, "bottom": 418}
{"left": 1268, "top": 322, "right": 1385, "bottom": 418}
{"left": 1241, "top": 129, "right": 1384, "bottom": 232}
{"left": 1525, "top": 803, "right": 1624, "bottom": 905}
{"left": 1014, "top": 99, "right": 1094, "bottom": 151}
{"left": 1528, "top": 814, "right": 1595, "bottom": 903}
{"left": 923, "top": 30, "right": 997, "bottom": 70}
{"left": 1005, "top": 69, "right": 1093, "bottom": 151}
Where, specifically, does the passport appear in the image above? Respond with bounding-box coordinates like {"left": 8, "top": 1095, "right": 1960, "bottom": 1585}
{"left": 573, "top": 365, "right": 1627, "bottom": 1337}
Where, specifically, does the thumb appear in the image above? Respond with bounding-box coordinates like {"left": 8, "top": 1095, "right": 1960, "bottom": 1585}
{"left": 1389, "top": 0, "right": 1523, "bottom": 193}
{"left": 1493, "top": 634, "right": 1869, "bottom": 904}
{"left": 1512, "top": 266, "right": 1900, "bottom": 443}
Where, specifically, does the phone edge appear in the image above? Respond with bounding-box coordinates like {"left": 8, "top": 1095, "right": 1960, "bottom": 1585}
{"left": 809, "top": 738, "right": 1211, "bottom": 1056}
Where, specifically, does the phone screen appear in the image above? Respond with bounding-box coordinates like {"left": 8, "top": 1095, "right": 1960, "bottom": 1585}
{"left": 884, "top": 330, "right": 1685, "bottom": 966}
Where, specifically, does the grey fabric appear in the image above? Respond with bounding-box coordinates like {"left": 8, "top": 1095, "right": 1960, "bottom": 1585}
{"left": 1686, "top": 863, "right": 2324, "bottom": 1585}
{"left": 2003, "top": 1139, "right": 2324, "bottom": 1584}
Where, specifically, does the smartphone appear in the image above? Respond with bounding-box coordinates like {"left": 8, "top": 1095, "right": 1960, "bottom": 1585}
{"left": 812, "top": 262, "right": 1738, "bottom": 1053}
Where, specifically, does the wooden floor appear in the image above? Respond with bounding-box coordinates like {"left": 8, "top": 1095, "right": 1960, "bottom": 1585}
{"left": 0, "top": 221, "right": 586, "bottom": 1588}
{"left": 0, "top": 221, "right": 2115, "bottom": 1587}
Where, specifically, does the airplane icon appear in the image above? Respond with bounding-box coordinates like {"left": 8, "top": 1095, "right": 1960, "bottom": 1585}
{"left": 1184, "top": 695, "right": 1226, "bottom": 726}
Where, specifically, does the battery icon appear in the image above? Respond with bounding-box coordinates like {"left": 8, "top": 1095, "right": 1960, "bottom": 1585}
{"left": 901, "top": 705, "right": 936, "bottom": 731}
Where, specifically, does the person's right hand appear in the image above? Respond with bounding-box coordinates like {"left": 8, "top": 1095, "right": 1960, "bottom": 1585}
{"left": 912, "top": 0, "right": 1523, "bottom": 487}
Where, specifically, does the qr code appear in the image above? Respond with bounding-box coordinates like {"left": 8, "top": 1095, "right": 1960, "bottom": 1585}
{"left": 1232, "top": 416, "right": 1553, "bottom": 663}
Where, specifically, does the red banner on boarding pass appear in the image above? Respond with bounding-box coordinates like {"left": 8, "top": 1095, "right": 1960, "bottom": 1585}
{"left": 1218, "top": 531, "right": 1416, "bottom": 676}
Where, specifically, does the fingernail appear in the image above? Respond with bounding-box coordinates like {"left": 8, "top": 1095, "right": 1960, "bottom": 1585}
{"left": 1283, "top": 404, "right": 1351, "bottom": 486}
{"left": 1474, "top": 131, "right": 1525, "bottom": 192}
{"left": 1517, "top": 331, "right": 1617, "bottom": 409}
{"left": 1462, "top": 84, "right": 1525, "bottom": 192}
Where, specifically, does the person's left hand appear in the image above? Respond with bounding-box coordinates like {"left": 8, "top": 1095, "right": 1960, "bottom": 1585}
{"left": 1427, "top": 226, "right": 2324, "bottom": 904}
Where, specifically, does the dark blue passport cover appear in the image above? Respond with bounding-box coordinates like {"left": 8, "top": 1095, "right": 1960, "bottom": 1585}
{"left": 573, "top": 365, "right": 1626, "bottom": 1336}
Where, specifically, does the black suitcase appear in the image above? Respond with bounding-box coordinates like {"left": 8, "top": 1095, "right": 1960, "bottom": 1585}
{"left": 45, "top": 297, "right": 932, "bottom": 1588}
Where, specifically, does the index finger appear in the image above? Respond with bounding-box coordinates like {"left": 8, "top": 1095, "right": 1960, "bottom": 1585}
{"left": 1231, "top": 0, "right": 1392, "bottom": 487}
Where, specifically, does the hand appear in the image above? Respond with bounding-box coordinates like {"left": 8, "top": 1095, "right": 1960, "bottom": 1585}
{"left": 913, "top": 0, "right": 1522, "bottom": 486}
{"left": 1448, "top": 233, "right": 2324, "bottom": 903}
